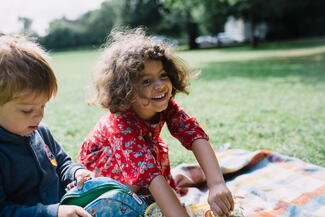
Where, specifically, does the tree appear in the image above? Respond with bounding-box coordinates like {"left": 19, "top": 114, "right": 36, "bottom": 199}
{"left": 40, "top": 18, "right": 84, "bottom": 49}
{"left": 196, "top": 1, "right": 230, "bottom": 35}
{"left": 18, "top": 17, "right": 33, "bottom": 34}
{"left": 155, "top": 8, "right": 187, "bottom": 37}
{"left": 79, "top": 1, "right": 116, "bottom": 45}
{"left": 162, "top": 0, "right": 232, "bottom": 49}
{"left": 265, "top": 0, "right": 325, "bottom": 39}
{"left": 163, "top": 0, "right": 202, "bottom": 49}
{"left": 114, "top": 0, "right": 164, "bottom": 34}
{"left": 228, "top": 0, "right": 325, "bottom": 45}
{"left": 41, "top": 1, "right": 117, "bottom": 49}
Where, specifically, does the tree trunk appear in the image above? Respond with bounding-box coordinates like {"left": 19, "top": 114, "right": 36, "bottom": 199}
{"left": 187, "top": 21, "right": 199, "bottom": 49}
{"left": 250, "top": 20, "right": 258, "bottom": 48}
{"left": 186, "top": 11, "right": 198, "bottom": 49}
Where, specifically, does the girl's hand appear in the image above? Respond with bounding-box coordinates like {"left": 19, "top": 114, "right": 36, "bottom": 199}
{"left": 58, "top": 205, "right": 92, "bottom": 217}
{"left": 74, "top": 169, "right": 95, "bottom": 189}
{"left": 191, "top": 140, "right": 234, "bottom": 216}
{"left": 208, "top": 182, "right": 234, "bottom": 217}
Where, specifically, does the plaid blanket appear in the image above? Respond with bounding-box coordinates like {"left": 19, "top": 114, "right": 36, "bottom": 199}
{"left": 169, "top": 149, "right": 325, "bottom": 217}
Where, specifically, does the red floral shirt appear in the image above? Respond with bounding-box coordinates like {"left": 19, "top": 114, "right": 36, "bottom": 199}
{"left": 78, "top": 99, "right": 208, "bottom": 189}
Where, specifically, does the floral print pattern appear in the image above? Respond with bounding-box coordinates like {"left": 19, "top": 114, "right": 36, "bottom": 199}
{"left": 78, "top": 99, "right": 208, "bottom": 189}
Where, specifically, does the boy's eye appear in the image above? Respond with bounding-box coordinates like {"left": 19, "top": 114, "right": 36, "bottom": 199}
{"left": 21, "top": 110, "right": 33, "bottom": 114}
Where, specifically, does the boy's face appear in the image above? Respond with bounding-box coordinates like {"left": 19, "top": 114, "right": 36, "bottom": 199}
{"left": 0, "top": 91, "right": 49, "bottom": 136}
{"left": 131, "top": 60, "right": 172, "bottom": 120}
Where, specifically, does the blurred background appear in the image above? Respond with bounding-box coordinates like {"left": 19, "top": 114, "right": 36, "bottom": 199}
{"left": 1, "top": 0, "right": 325, "bottom": 50}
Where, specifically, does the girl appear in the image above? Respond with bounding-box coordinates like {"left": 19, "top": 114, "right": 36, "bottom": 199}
{"left": 78, "top": 28, "right": 234, "bottom": 217}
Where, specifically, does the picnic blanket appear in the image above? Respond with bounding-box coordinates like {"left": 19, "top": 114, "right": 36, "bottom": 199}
{"left": 148, "top": 149, "right": 325, "bottom": 217}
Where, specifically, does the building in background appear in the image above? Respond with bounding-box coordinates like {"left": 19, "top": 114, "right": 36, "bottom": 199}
{"left": 224, "top": 16, "right": 268, "bottom": 43}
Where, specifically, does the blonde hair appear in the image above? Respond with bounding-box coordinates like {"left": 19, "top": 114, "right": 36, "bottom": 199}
{"left": 92, "top": 27, "right": 191, "bottom": 113}
{"left": 0, "top": 35, "right": 57, "bottom": 105}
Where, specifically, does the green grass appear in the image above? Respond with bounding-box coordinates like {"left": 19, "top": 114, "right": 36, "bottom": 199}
{"left": 45, "top": 50, "right": 104, "bottom": 155}
{"left": 45, "top": 41, "right": 325, "bottom": 168}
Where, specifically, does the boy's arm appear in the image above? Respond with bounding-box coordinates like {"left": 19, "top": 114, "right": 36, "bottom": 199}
{"left": 45, "top": 131, "right": 94, "bottom": 189}
{"left": 192, "top": 139, "right": 234, "bottom": 217}
{"left": 50, "top": 138, "right": 84, "bottom": 183}
{"left": 0, "top": 185, "right": 58, "bottom": 217}
{"left": 149, "top": 175, "right": 189, "bottom": 217}
{"left": 0, "top": 167, "right": 59, "bottom": 217}
{"left": 0, "top": 204, "right": 59, "bottom": 217}
{"left": 0, "top": 203, "right": 58, "bottom": 217}
{"left": 38, "top": 125, "right": 85, "bottom": 183}
{"left": 0, "top": 177, "right": 91, "bottom": 217}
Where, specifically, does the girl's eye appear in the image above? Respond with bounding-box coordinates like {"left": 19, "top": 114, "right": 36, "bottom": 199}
{"left": 161, "top": 73, "right": 169, "bottom": 79}
{"left": 142, "top": 79, "right": 151, "bottom": 86}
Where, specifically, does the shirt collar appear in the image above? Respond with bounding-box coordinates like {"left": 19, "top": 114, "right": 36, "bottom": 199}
{"left": 0, "top": 127, "right": 34, "bottom": 144}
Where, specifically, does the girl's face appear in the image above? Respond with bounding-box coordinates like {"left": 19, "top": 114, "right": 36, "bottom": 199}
{"left": 131, "top": 60, "right": 172, "bottom": 120}
{"left": 0, "top": 91, "right": 48, "bottom": 136}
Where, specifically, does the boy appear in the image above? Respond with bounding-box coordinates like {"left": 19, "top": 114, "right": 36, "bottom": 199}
{"left": 0, "top": 35, "right": 93, "bottom": 217}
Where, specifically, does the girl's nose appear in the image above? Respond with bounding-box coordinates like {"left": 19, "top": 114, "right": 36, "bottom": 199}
{"left": 154, "top": 79, "right": 164, "bottom": 90}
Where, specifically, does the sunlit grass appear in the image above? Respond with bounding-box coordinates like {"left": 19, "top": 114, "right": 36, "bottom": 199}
{"left": 45, "top": 42, "right": 325, "bottom": 167}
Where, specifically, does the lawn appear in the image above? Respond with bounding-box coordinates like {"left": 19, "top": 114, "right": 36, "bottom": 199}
{"left": 45, "top": 40, "right": 325, "bottom": 168}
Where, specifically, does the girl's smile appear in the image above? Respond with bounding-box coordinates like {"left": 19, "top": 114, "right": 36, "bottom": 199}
{"left": 131, "top": 60, "right": 172, "bottom": 121}
{"left": 151, "top": 92, "right": 169, "bottom": 103}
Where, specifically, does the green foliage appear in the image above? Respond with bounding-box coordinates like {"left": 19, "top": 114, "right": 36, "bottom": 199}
{"left": 194, "top": 1, "right": 230, "bottom": 34}
{"left": 162, "top": 0, "right": 202, "bottom": 49}
{"left": 227, "top": 0, "right": 325, "bottom": 40}
{"left": 162, "top": 0, "right": 234, "bottom": 48}
{"left": 78, "top": 2, "right": 116, "bottom": 45}
{"left": 163, "top": 0, "right": 325, "bottom": 47}
{"left": 37, "top": 0, "right": 325, "bottom": 50}
{"left": 40, "top": 19, "right": 86, "bottom": 49}
{"left": 44, "top": 40, "right": 325, "bottom": 168}
{"left": 120, "top": 0, "right": 163, "bottom": 31}
{"left": 41, "top": 1, "right": 117, "bottom": 50}
{"left": 41, "top": 0, "right": 187, "bottom": 49}
{"left": 163, "top": 0, "right": 201, "bottom": 10}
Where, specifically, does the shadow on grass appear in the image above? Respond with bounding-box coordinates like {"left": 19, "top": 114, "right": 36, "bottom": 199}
{"left": 210, "top": 38, "right": 325, "bottom": 52}
{"left": 198, "top": 53, "right": 325, "bottom": 84}
{"left": 255, "top": 38, "right": 325, "bottom": 50}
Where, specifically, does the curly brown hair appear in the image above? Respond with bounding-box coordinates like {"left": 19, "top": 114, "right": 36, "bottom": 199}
{"left": 92, "top": 27, "right": 193, "bottom": 113}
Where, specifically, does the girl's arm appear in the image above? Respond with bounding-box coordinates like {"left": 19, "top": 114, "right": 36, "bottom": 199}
{"left": 192, "top": 139, "right": 234, "bottom": 217}
{"left": 149, "top": 175, "right": 189, "bottom": 217}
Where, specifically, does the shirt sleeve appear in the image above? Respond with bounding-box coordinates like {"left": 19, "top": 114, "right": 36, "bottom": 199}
{"left": 165, "top": 99, "right": 209, "bottom": 150}
{"left": 38, "top": 124, "right": 85, "bottom": 185}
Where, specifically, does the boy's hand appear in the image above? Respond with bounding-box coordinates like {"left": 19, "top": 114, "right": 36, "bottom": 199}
{"left": 58, "top": 205, "right": 92, "bottom": 217}
{"left": 74, "top": 169, "right": 95, "bottom": 189}
{"left": 208, "top": 183, "right": 234, "bottom": 217}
